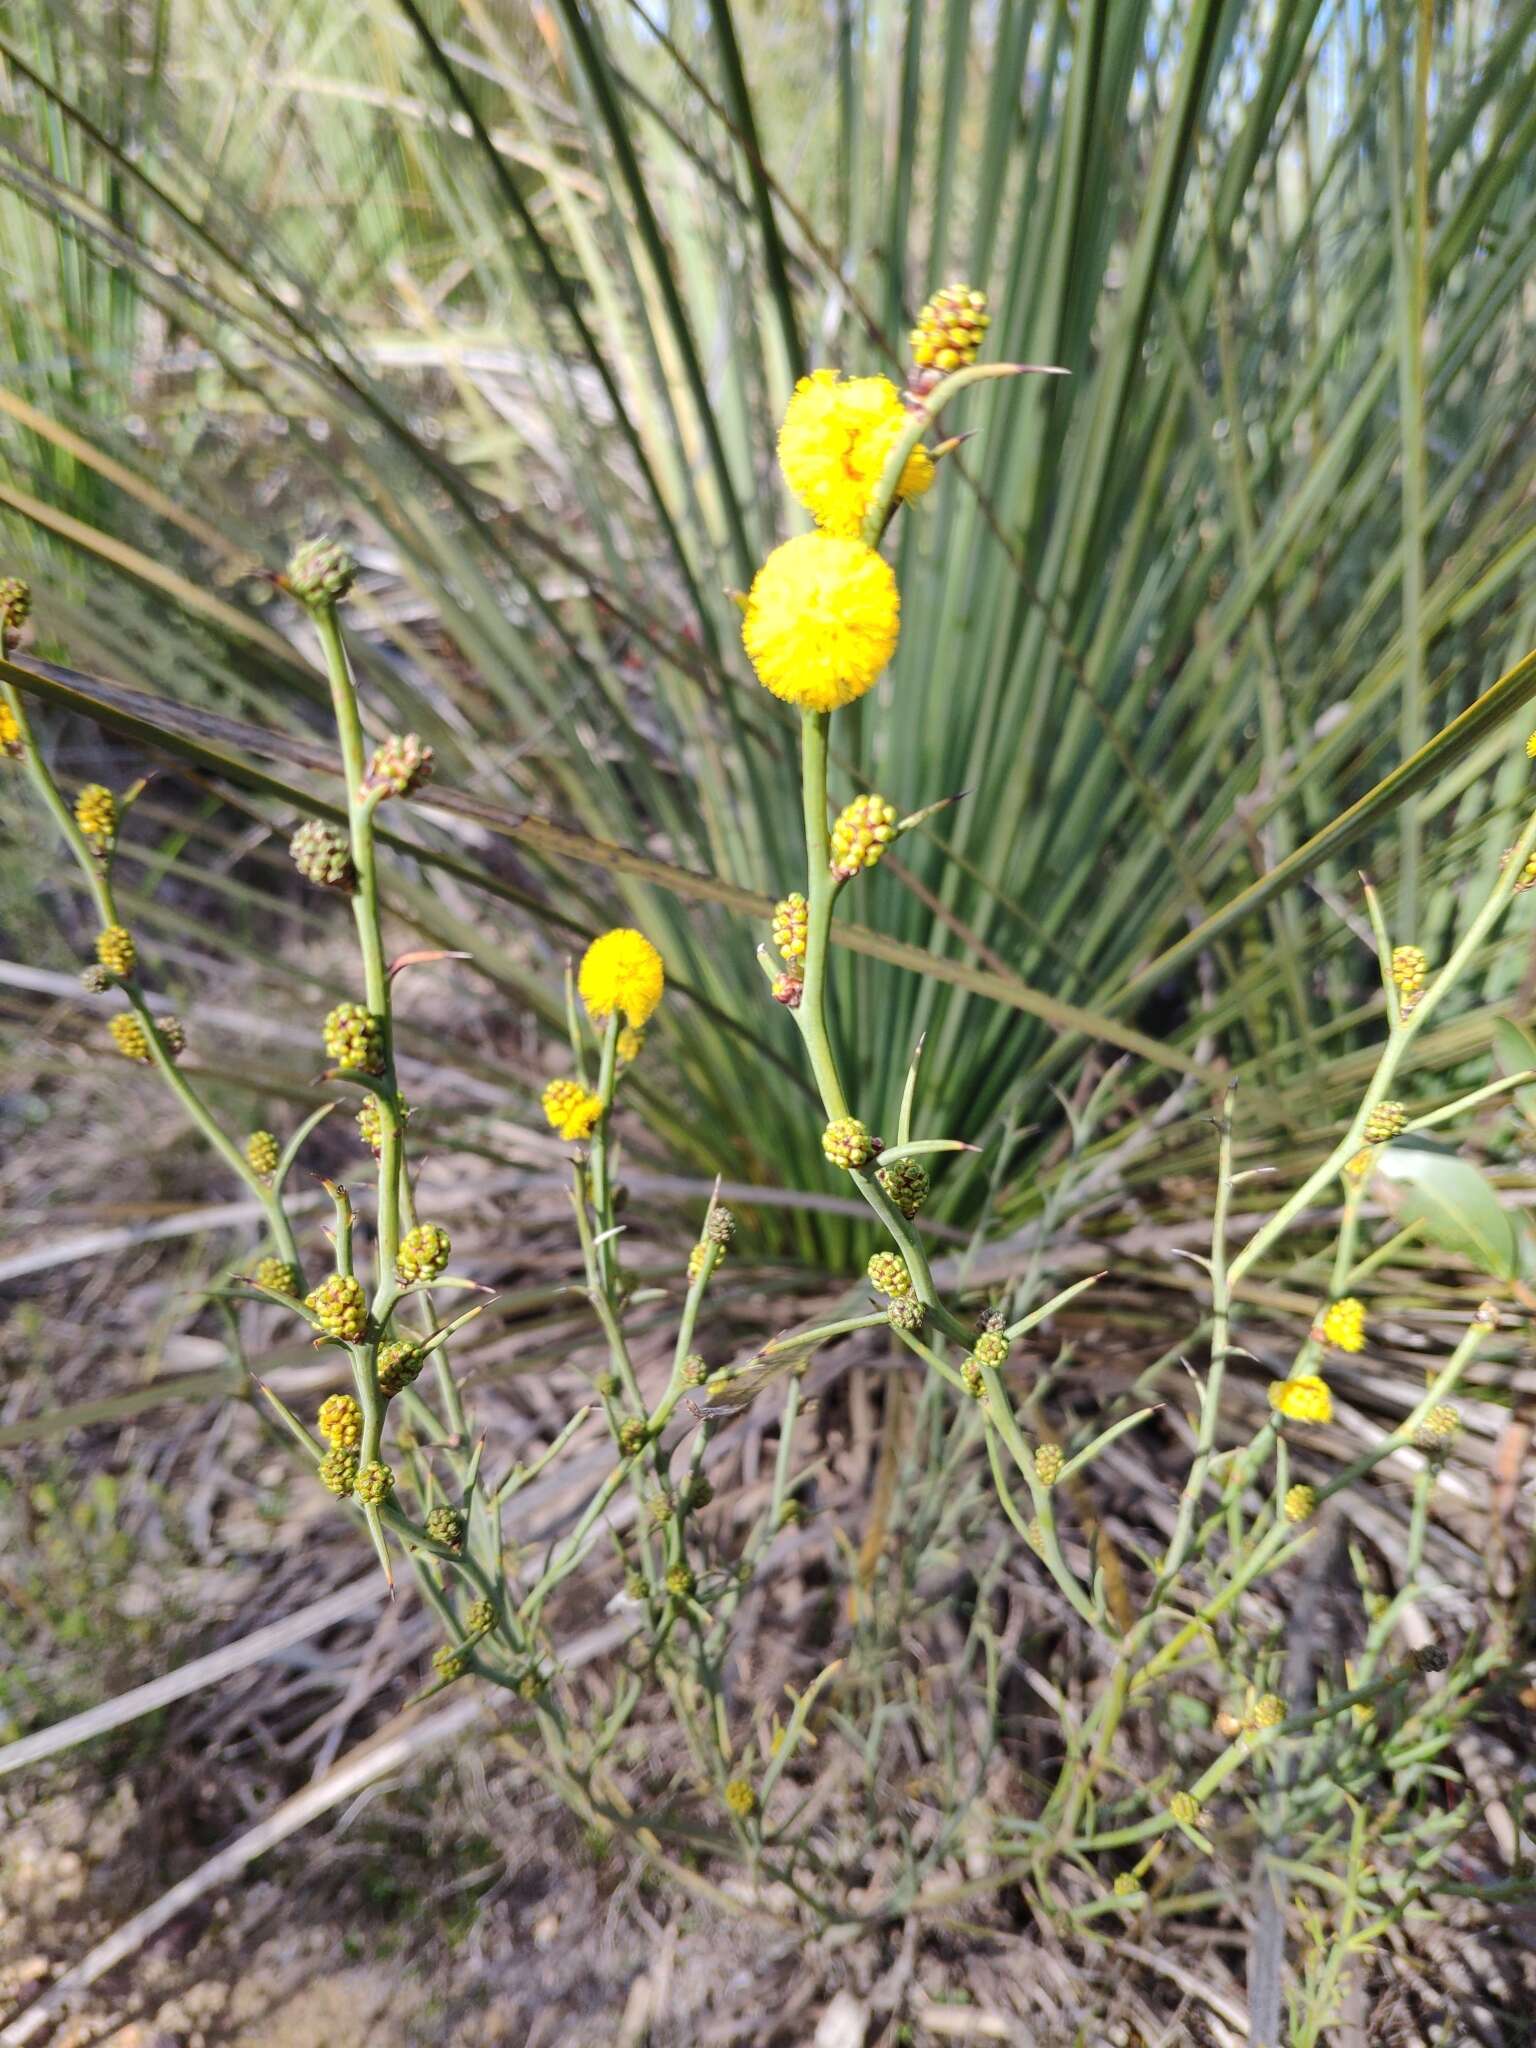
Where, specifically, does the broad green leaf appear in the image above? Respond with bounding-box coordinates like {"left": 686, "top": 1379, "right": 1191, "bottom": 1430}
{"left": 1373, "top": 1143, "right": 1518, "bottom": 1281}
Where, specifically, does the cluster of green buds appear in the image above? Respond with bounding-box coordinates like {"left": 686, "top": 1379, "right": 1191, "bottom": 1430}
{"left": 378, "top": 1338, "right": 425, "bottom": 1397}
{"left": 723, "top": 1778, "right": 757, "bottom": 1820}
{"left": 432, "top": 1644, "right": 467, "bottom": 1684}
{"left": 1414, "top": 1403, "right": 1460, "bottom": 1453}
{"left": 94, "top": 925, "right": 135, "bottom": 978}
{"left": 397, "top": 1221, "right": 450, "bottom": 1284}
{"left": 829, "top": 793, "right": 897, "bottom": 879}
{"left": 1033, "top": 1442, "right": 1063, "bottom": 1487}
{"left": 866, "top": 1250, "right": 911, "bottom": 1298}
{"left": 254, "top": 1256, "right": 299, "bottom": 1297}
{"left": 425, "top": 1504, "right": 465, "bottom": 1552}
{"left": 74, "top": 783, "right": 117, "bottom": 855}
{"left": 1390, "top": 944, "right": 1428, "bottom": 1012}
{"left": 355, "top": 1461, "right": 394, "bottom": 1506}
{"left": 821, "top": 1116, "right": 877, "bottom": 1169}
{"left": 363, "top": 732, "right": 434, "bottom": 800}
{"left": 289, "top": 818, "right": 355, "bottom": 892}
{"left": 876, "top": 1158, "right": 929, "bottom": 1218}
{"left": 1362, "top": 1100, "right": 1408, "bottom": 1144}
{"left": 908, "top": 283, "right": 990, "bottom": 394}
{"left": 1283, "top": 1483, "right": 1316, "bottom": 1523}
{"left": 109, "top": 1011, "right": 183, "bottom": 1062}
{"left": 1505, "top": 843, "right": 1536, "bottom": 892}
{"left": 356, "top": 1092, "right": 407, "bottom": 1156}
{"left": 771, "top": 893, "right": 808, "bottom": 963}
{"left": 323, "top": 1001, "right": 384, "bottom": 1074}
{"left": 319, "top": 1445, "right": 359, "bottom": 1496}
{"left": 307, "top": 1272, "right": 368, "bottom": 1341}
{"left": 286, "top": 536, "right": 357, "bottom": 610}
{"left": 0, "top": 574, "right": 31, "bottom": 638}
{"left": 245, "top": 1129, "right": 281, "bottom": 1179}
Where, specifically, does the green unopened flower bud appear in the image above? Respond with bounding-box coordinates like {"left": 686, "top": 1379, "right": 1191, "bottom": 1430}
{"left": 961, "top": 1358, "right": 986, "bottom": 1400}
{"left": 306, "top": 1272, "right": 368, "bottom": 1341}
{"left": 681, "top": 1353, "right": 709, "bottom": 1387}
{"left": 364, "top": 732, "right": 434, "bottom": 800}
{"left": 289, "top": 818, "right": 355, "bottom": 892}
{"left": 0, "top": 575, "right": 31, "bottom": 634}
{"left": 397, "top": 1221, "right": 450, "bottom": 1285}
{"left": 1390, "top": 945, "right": 1428, "bottom": 997}
{"left": 1033, "top": 1442, "right": 1063, "bottom": 1487}
{"left": 356, "top": 1092, "right": 408, "bottom": 1156}
{"left": 95, "top": 926, "right": 135, "bottom": 978}
{"left": 686, "top": 1476, "right": 714, "bottom": 1511}
{"left": 254, "top": 1256, "right": 299, "bottom": 1298}
{"left": 972, "top": 1330, "right": 1009, "bottom": 1369}
{"left": 286, "top": 536, "right": 356, "bottom": 609}
{"left": 909, "top": 283, "right": 990, "bottom": 388}
{"left": 425, "top": 1504, "right": 464, "bottom": 1552}
{"left": 618, "top": 1418, "right": 648, "bottom": 1457}
{"left": 74, "top": 784, "right": 116, "bottom": 851}
{"left": 355, "top": 1460, "right": 394, "bottom": 1506}
{"left": 432, "top": 1644, "right": 467, "bottom": 1684}
{"left": 723, "top": 1778, "right": 757, "bottom": 1819}
{"left": 1169, "top": 1791, "right": 1202, "bottom": 1828}
{"left": 1363, "top": 1100, "right": 1408, "bottom": 1144}
{"left": 317, "top": 1392, "right": 362, "bottom": 1447}
{"left": 322, "top": 1001, "right": 384, "bottom": 1073}
{"left": 704, "top": 1203, "right": 736, "bottom": 1247}
{"left": 664, "top": 1563, "right": 695, "bottom": 1601}
{"left": 1249, "top": 1694, "right": 1286, "bottom": 1731}
{"left": 867, "top": 1250, "right": 911, "bottom": 1298}
{"left": 377, "top": 1339, "right": 424, "bottom": 1397}
{"left": 821, "top": 1116, "right": 876, "bottom": 1169}
{"left": 1111, "top": 1871, "right": 1140, "bottom": 1898}
{"left": 876, "top": 1158, "right": 929, "bottom": 1217}
{"left": 245, "top": 1129, "right": 281, "bottom": 1178}
{"left": 466, "top": 1598, "right": 496, "bottom": 1636}
{"left": 779, "top": 1498, "right": 805, "bottom": 1527}
{"left": 1283, "top": 1483, "right": 1316, "bottom": 1524}
{"left": 318, "top": 1445, "right": 359, "bottom": 1496}
{"left": 830, "top": 793, "right": 897, "bottom": 878}
{"left": 646, "top": 1488, "right": 675, "bottom": 1526}
{"left": 687, "top": 1240, "right": 720, "bottom": 1283}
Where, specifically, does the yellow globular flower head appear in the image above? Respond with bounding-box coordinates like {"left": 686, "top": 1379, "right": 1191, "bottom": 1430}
{"left": 108, "top": 1012, "right": 150, "bottom": 1063}
{"left": 821, "top": 1116, "right": 876, "bottom": 1170}
{"left": 1319, "top": 1296, "right": 1366, "bottom": 1353}
{"left": 1268, "top": 1375, "right": 1334, "bottom": 1425}
{"left": 723, "top": 1778, "right": 758, "bottom": 1820}
{"left": 1284, "top": 1483, "right": 1317, "bottom": 1523}
{"left": 317, "top": 1392, "right": 362, "bottom": 1449}
{"left": 245, "top": 1129, "right": 280, "bottom": 1178}
{"left": 867, "top": 1250, "right": 911, "bottom": 1298}
{"left": 95, "top": 926, "right": 135, "bottom": 978}
{"left": 541, "top": 1077, "right": 603, "bottom": 1142}
{"left": 579, "top": 927, "right": 664, "bottom": 1029}
{"left": 776, "top": 370, "right": 933, "bottom": 539}
{"left": 830, "top": 793, "right": 898, "bottom": 878}
{"left": 75, "top": 783, "right": 116, "bottom": 852}
{"left": 742, "top": 533, "right": 900, "bottom": 713}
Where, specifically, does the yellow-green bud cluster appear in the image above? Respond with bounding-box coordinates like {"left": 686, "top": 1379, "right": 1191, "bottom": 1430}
{"left": 830, "top": 793, "right": 897, "bottom": 879}
{"left": 646, "top": 1487, "right": 675, "bottom": 1527}
{"left": 909, "top": 283, "right": 990, "bottom": 380}
{"left": 1416, "top": 1402, "right": 1460, "bottom": 1446}
{"left": 887, "top": 1294, "right": 925, "bottom": 1334}
{"left": 876, "top": 1158, "right": 929, "bottom": 1218}
{"left": 1111, "top": 1872, "right": 1140, "bottom": 1898}
{"left": 866, "top": 1250, "right": 911, "bottom": 1298}
{"left": 466, "top": 1598, "right": 496, "bottom": 1635}
{"left": 317, "top": 1392, "right": 363, "bottom": 1448}
{"left": 681, "top": 1353, "right": 709, "bottom": 1387}
{"left": 286, "top": 536, "right": 356, "bottom": 609}
{"left": 618, "top": 1418, "right": 648, "bottom": 1457}
{"left": 703, "top": 1204, "right": 735, "bottom": 1248}
{"left": 109, "top": 1012, "right": 151, "bottom": 1063}
{"left": 687, "top": 1240, "right": 719, "bottom": 1283}
{"left": 0, "top": 575, "right": 31, "bottom": 634}
{"left": 289, "top": 819, "right": 355, "bottom": 892}
{"left": 356, "top": 1094, "right": 386, "bottom": 1155}
{"left": 306, "top": 1272, "right": 368, "bottom": 1341}
{"left": 425, "top": 1504, "right": 464, "bottom": 1552}
{"left": 1033, "top": 1442, "right": 1063, "bottom": 1487}
{"left": 1390, "top": 945, "right": 1427, "bottom": 1007}
{"left": 159, "top": 1015, "right": 186, "bottom": 1058}
{"left": 319, "top": 1445, "right": 359, "bottom": 1496}
{"left": 74, "top": 784, "right": 117, "bottom": 853}
{"left": 723, "top": 1778, "right": 757, "bottom": 1819}
{"left": 323, "top": 1001, "right": 384, "bottom": 1074}
{"left": 245, "top": 1129, "right": 280, "bottom": 1178}
{"left": 433, "top": 1644, "right": 467, "bottom": 1684}
{"left": 972, "top": 1330, "right": 1010, "bottom": 1369}
{"left": 664, "top": 1563, "right": 695, "bottom": 1601}
{"left": 1168, "top": 1791, "right": 1202, "bottom": 1828}
{"left": 1283, "top": 1483, "right": 1316, "bottom": 1524}
{"left": 1248, "top": 1693, "right": 1286, "bottom": 1731}
{"left": 821, "top": 1116, "right": 876, "bottom": 1169}
{"left": 95, "top": 926, "right": 135, "bottom": 978}
{"left": 771, "top": 893, "right": 808, "bottom": 963}
{"left": 397, "top": 1221, "right": 450, "bottom": 1284}
{"left": 254, "top": 1256, "right": 299, "bottom": 1297}
{"left": 686, "top": 1476, "right": 714, "bottom": 1511}
{"left": 961, "top": 1358, "right": 986, "bottom": 1400}
{"left": 364, "top": 732, "right": 434, "bottom": 800}
{"left": 1363, "top": 1100, "right": 1408, "bottom": 1144}
{"left": 377, "top": 1339, "right": 424, "bottom": 1397}
{"left": 355, "top": 1460, "right": 394, "bottom": 1506}
{"left": 1508, "top": 845, "right": 1536, "bottom": 891}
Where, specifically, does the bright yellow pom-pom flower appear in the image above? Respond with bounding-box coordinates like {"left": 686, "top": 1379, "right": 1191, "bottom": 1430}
{"left": 579, "top": 928, "right": 665, "bottom": 1028}
{"left": 776, "top": 370, "right": 933, "bottom": 538}
{"left": 742, "top": 533, "right": 900, "bottom": 713}
{"left": 1319, "top": 1297, "right": 1366, "bottom": 1352}
{"left": 1268, "top": 1376, "right": 1334, "bottom": 1425}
